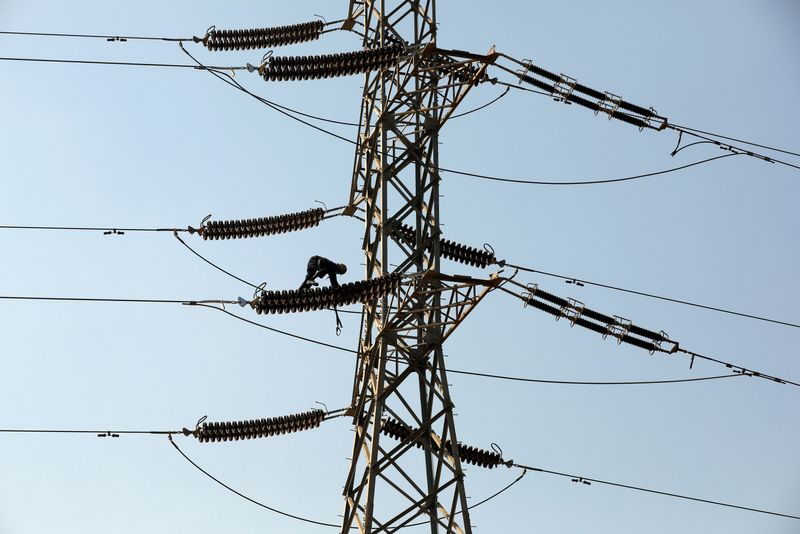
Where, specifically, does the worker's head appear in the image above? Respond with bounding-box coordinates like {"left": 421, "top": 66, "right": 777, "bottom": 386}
{"left": 336, "top": 263, "right": 347, "bottom": 275}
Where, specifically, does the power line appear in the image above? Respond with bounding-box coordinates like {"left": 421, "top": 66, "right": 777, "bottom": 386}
{"left": 505, "top": 263, "right": 800, "bottom": 330}
{"left": 676, "top": 347, "right": 799, "bottom": 387}
{"left": 513, "top": 462, "right": 800, "bottom": 521}
{"left": 447, "top": 369, "right": 743, "bottom": 386}
{"left": 0, "top": 224, "right": 187, "bottom": 233}
{"left": 499, "top": 285, "right": 800, "bottom": 388}
{"left": 0, "top": 295, "right": 228, "bottom": 305}
{"left": 3, "top": 291, "right": 795, "bottom": 388}
{"left": 0, "top": 428, "right": 174, "bottom": 435}
{"left": 169, "top": 435, "right": 345, "bottom": 528}
{"left": 440, "top": 153, "right": 740, "bottom": 186}
{"left": 0, "top": 30, "right": 189, "bottom": 41}
{"left": 0, "top": 55, "right": 244, "bottom": 70}
{"left": 669, "top": 123, "right": 800, "bottom": 159}
{"left": 170, "top": 433, "right": 527, "bottom": 529}
{"left": 669, "top": 127, "right": 800, "bottom": 172}
{"left": 177, "top": 43, "right": 358, "bottom": 145}
{"left": 173, "top": 232, "right": 262, "bottom": 291}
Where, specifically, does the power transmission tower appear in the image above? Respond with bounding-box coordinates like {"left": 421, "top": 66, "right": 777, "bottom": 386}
{"left": 340, "top": 2, "right": 499, "bottom": 532}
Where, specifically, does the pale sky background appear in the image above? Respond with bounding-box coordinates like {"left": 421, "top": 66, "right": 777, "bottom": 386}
{"left": 1, "top": 1, "right": 798, "bottom": 533}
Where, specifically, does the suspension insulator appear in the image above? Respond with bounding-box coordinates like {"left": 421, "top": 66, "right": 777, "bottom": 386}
{"left": 380, "top": 417, "right": 503, "bottom": 469}
{"left": 195, "top": 409, "right": 325, "bottom": 443}
{"left": 517, "top": 72, "right": 556, "bottom": 94}
{"left": 200, "top": 208, "right": 325, "bottom": 240}
{"left": 525, "top": 294, "right": 663, "bottom": 353}
{"left": 203, "top": 20, "right": 324, "bottom": 51}
{"left": 259, "top": 44, "right": 404, "bottom": 82}
{"left": 446, "top": 441, "right": 503, "bottom": 469}
{"left": 252, "top": 273, "right": 402, "bottom": 315}
{"left": 390, "top": 223, "right": 496, "bottom": 268}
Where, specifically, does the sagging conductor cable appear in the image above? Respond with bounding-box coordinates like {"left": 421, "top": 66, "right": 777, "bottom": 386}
{"left": 512, "top": 461, "right": 800, "bottom": 521}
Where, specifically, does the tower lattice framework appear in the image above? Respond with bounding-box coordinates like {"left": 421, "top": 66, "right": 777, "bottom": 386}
{"left": 340, "top": 1, "right": 499, "bottom": 532}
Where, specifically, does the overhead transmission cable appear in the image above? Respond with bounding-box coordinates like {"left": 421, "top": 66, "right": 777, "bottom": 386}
{"left": 0, "top": 55, "right": 245, "bottom": 71}
{"left": 0, "top": 291, "right": 752, "bottom": 387}
{"left": 3, "top": 46, "right": 764, "bottom": 187}
{"left": 3, "top": 214, "right": 796, "bottom": 329}
{"left": 500, "top": 281, "right": 799, "bottom": 387}
{"left": 512, "top": 461, "right": 800, "bottom": 521}
{"left": 5, "top": 415, "right": 795, "bottom": 522}
{"left": 494, "top": 54, "right": 800, "bottom": 171}
{"left": 504, "top": 263, "right": 800, "bottom": 330}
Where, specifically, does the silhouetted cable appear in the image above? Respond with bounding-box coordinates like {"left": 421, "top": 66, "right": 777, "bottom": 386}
{"left": 0, "top": 30, "right": 189, "bottom": 41}
{"left": 500, "top": 284, "right": 799, "bottom": 388}
{"left": 669, "top": 127, "right": 800, "bottom": 171}
{"left": 0, "top": 224, "right": 186, "bottom": 233}
{"left": 677, "top": 348, "right": 800, "bottom": 388}
{"left": 178, "top": 43, "right": 357, "bottom": 145}
{"left": 0, "top": 428, "right": 174, "bottom": 435}
{"left": 195, "top": 303, "right": 358, "bottom": 354}
{"left": 0, "top": 55, "right": 244, "bottom": 70}
{"left": 448, "top": 369, "right": 743, "bottom": 386}
{"left": 451, "top": 86, "right": 510, "bottom": 119}
{"left": 169, "top": 435, "right": 345, "bottom": 528}
{"left": 173, "top": 232, "right": 261, "bottom": 290}
{"left": 505, "top": 263, "right": 800, "bottom": 330}
{"left": 0, "top": 295, "right": 230, "bottom": 305}
{"left": 440, "top": 153, "right": 740, "bottom": 186}
{"left": 514, "top": 462, "right": 800, "bottom": 521}
{"left": 670, "top": 123, "right": 800, "bottom": 158}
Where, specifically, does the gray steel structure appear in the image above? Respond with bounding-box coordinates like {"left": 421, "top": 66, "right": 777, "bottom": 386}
{"left": 340, "top": 1, "right": 499, "bottom": 532}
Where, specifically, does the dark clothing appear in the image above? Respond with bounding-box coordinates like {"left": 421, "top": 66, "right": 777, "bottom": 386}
{"left": 300, "top": 255, "right": 341, "bottom": 290}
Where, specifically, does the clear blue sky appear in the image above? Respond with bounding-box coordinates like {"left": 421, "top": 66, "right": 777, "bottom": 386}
{"left": 1, "top": 1, "right": 798, "bottom": 533}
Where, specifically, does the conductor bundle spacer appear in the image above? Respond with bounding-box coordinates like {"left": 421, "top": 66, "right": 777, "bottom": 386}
{"left": 201, "top": 20, "right": 324, "bottom": 51}
{"left": 252, "top": 273, "right": 402, "bottom": 314}
{"left": 259, "top": 44, "right": 404, "bottom": 81}
{"left": 391, "top": 223, "right": 496, "bottom": 268}
{"left": 199, "top": 208, "right": 325, "bottom": 240}
{"left": 381, "top": 417, "right": 505, "bottom": 469}
{"left": 194, "top": 409, "right": 326, "bottom": 443}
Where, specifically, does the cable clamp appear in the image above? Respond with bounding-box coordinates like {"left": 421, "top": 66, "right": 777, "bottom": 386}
{"left": 553, "top": 74, "right": 577, "bottom": 103}
{"left": 559, "top": 298, "right": 585, "bottom": 326}
{"left": 571, "top": 476, "right": 592, "bottom": 486}
{"left": 521, "top": 283, "right": 538, "bottom": 307}
{"left": 605, "top": 315, "right": 632, "bottom": 343}
{"left": 96, "top": 431, "right": 120, "bottom": 438}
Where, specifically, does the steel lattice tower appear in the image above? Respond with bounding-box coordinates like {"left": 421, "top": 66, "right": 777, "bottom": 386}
{"left": 340, "top": 1, "right": 499, "bottom": 532}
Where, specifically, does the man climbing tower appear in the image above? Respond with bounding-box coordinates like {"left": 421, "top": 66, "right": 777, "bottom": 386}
{"left": 299, "top": 255, "right": 347, "bottom": 290}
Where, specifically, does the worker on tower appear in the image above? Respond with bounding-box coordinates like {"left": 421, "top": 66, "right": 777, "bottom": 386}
{"left": 299, "top": 255, "right": 347, "bottom": 290}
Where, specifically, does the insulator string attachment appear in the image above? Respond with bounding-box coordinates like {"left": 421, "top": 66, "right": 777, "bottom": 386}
{"left": 380, "top": 417, "right": 507, "bottom": 469}
{"left": 199, "top": 207, "right": 325, "bottom": 240}
{"left": 513, "top": 283, "right": 679, "bottom": 355}
{"left": 202, "top": 20, "right": 324, "bottom": 51}
{"left": 193, "top": 409, "right": 326, "bottom": 443}
{"left": 390, "top": 223, "right": 497, "bottom": 268}
{"left": 251, "top": 274, "right": 402, "bottom": 315}
{"left": 258, "top": 44, "right": 403, "bottom": 81}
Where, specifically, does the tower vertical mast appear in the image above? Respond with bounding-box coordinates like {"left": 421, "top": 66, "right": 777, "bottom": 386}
{"left": 340, "top": 1, "right": 497, "bottom": 532}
